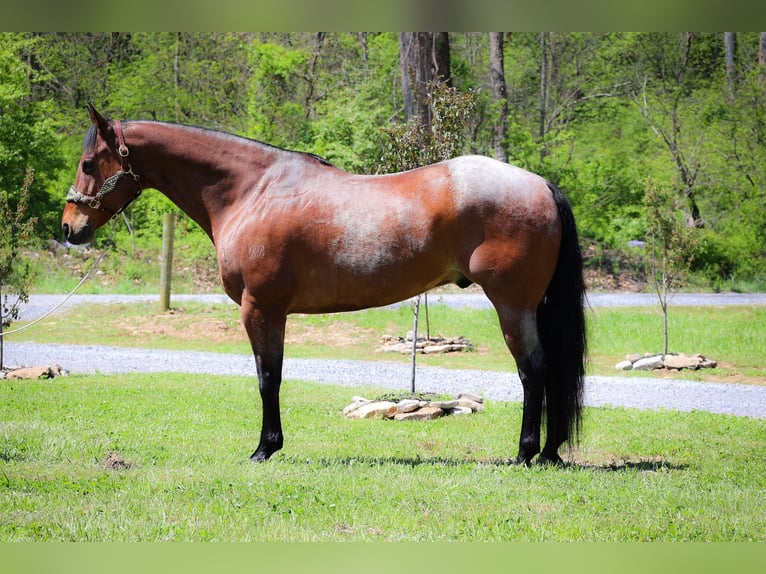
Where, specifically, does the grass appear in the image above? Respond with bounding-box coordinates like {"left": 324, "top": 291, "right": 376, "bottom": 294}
{"left": 1, "top": 372, "right": 764, "bottom": 541}
{"left": 9, "top": 300, "right": 766, "bottom": 383}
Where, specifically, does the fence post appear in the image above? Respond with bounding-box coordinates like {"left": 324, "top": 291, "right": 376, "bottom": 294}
{"left": 159, "top": 212, "right": 175, "bottom": 312}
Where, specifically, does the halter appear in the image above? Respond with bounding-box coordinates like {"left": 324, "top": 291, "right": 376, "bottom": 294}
{"left": 66, "top": 120, "right": 143, "bottom": 217}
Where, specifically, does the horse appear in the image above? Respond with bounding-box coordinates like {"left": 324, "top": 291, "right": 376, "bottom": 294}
{"left": 62, "top": 104, "right": 586, "bottom": 465}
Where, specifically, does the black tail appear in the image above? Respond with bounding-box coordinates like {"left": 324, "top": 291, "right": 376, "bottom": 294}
{"left": 537, "top": 182, "right": 587, "bottom": 450}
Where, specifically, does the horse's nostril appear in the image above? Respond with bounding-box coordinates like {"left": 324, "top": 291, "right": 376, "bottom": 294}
{"left": 62, "top": 223, "right": 70, "bottom": 240}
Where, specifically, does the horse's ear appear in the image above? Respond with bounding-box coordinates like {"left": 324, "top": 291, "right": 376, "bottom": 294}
{"left": 86, "top": 104, "right": 110, "bottom": 134}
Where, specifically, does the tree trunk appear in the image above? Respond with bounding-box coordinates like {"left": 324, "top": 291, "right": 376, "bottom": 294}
{"left": 398, "top": 32, "right": 451, "bottom": 129}
{"left": 725, "top": 32, "right": 736, "bottom": 100}
{"left": 489, "top": 32, "right": 508, "bottom": 162}
{"left": 539, "top": 32, "right": 551, "bottom": 163}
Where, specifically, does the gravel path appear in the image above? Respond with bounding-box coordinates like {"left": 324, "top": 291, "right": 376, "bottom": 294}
{"left": 5, "top": 293, "right": 766, "bottom": 420}
{"left": 4, "top": 341, "right": 765, "bottom": 420}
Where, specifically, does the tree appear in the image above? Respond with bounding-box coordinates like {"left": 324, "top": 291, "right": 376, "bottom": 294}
{"left": 0, "top": 33, "right": 66, "bottom": 238}
{"left": 628, "top": 32, "right": 711, "bottom": 228}
{"left": 643, "top": 180, "right": 698, "bottom": 356}
{"left": 378, "top": 80, "right": 477, "bottom": 174}
{"left": 398, "top": 32, "right": 451, "bottom": 130}
{"left": 377, "top": 80, "right": 477, "bottom": 394}
{"left": 0, "top": 169, "right": 37, "bottom": 370}
{"left": 489, "top": 32, "right": 508, "bottom": 162}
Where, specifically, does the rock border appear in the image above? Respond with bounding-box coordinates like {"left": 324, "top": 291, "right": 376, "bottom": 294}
{"left": 0, "top": 364, "right": 67, "bottom": 380}
{"left": 344, "top": 392, "right": 485, "bottom": 421}
{"left": 615, "top": 353, "right": 717, "bottom": 372}
{"left": 376, "top": 332, "right": 474, "bottom": 355}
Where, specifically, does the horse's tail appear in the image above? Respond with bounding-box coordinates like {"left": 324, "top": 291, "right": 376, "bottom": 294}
{"left": 537, "top": 181, "right": 587, "bottom": 450}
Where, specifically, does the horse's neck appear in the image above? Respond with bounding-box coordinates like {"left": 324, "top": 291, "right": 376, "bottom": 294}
{"left": 131, "top": 122, "right": 274, "bottom": 241}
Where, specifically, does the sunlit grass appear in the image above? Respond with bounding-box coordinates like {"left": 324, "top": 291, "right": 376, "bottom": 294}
{"left": 1, "top": 373, "right": 764, "bottom": 541}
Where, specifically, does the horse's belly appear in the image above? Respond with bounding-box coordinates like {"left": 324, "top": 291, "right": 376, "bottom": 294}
{"left": 288, "top": 248, "right": 453, "bottom": 314}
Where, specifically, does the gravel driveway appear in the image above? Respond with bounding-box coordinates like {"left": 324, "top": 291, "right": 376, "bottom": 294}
{"left": 5, "top": 293, "right": 766, "bottom": 419}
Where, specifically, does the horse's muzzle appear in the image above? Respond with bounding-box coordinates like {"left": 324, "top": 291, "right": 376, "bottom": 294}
{"left": 62, "top": 221, "right": 93, "bottom": 245}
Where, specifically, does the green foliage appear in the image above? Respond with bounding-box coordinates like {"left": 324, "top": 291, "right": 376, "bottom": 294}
{"left": 377, "top": 80, "right": 478, "bottom": 173}
{"left": 1, "top": 32, "right": 764, "bottom": 287}
{"left": 0, "top": 34, "right": 66, "bottom": 238}
{"left": 0, "top": 169, "right": 37, "bottom": 368}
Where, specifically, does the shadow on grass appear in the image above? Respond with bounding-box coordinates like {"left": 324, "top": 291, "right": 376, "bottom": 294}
{"left": 309, "top": 455, "right": 687, "bottom": 472}
{"left": 578, "top": 458, "right": 688, "bottom": 472}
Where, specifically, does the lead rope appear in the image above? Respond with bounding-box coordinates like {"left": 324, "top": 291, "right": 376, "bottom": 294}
{"left": 0, "top": 229, "right": 114, "bottom": 338}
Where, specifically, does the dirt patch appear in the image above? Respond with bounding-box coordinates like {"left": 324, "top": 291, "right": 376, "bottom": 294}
{"left": 100, "top": 451, "right": 133, "bottom": 470}
{"left": 284, "top": 320, "right": 378, "bottom": 348}
{"left": 113, "top": 312, "right": 244, "bottom": 343}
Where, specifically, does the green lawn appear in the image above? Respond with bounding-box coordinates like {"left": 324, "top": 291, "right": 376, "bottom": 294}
{"left": 1, "top": 373, "right": 764, "bottom": 541}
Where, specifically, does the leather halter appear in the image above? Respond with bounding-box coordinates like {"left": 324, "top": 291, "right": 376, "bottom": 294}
{"left": 66, "top": 120, "right": 143, "bottom": 217}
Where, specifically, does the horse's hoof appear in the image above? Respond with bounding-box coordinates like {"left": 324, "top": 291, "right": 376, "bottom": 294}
{"left": 536, "top": 453, "right": 564, "bottom": 466}
{"left": 513, "top": 455, "right": 533, "bottom": 467}
{"left": 250, "top": 450, "right": 271, "bottom": 463}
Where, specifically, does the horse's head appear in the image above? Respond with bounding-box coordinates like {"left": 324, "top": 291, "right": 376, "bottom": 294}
{"left": 61, "top": 104, "right": 142, "bottom": 244}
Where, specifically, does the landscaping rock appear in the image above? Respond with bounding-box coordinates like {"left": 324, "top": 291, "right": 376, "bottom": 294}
{"left": 615, "top": 352, "right": 718, "bottom": 372}
{"left": 346, "top": 401, "right": 398, "bottom": 419}
{"left": 699, "top": 358, "right": 718, "bottom": 369}
{"left": 429, "top": 399, "right": 458, "bottom": 409}
{"left": 343, "top": 391, "right": 486, "bottom": 421}
{"left": 376, "top": 333, "right": 474, "bottom": 354}
{"left": 457, "top": 398, "right": 485, "bottom": 412}
{"left": 458, "top": 392, "right": 483, "bottom": 403}
{"left": 342, "top": 397, "right": 371, "bottom": 415}
{"left": 663, "top": 353, "right": 702, "bottom": 370}
{"left": 5, "top": 365, "right": 65, "bottom": 380}
{"left": 632, "top": 355, "right": 665, "bottom": 371}
{"left": 448, "top": 406, "right": 473, "bottom": 416}
{"left": 396, "top": 399, "right": 424, "bottom": 413}
{"left": 393, "top": 406, "right": 444, "bottom": 421}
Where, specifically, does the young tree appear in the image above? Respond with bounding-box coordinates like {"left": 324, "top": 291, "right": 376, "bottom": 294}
{"left": 643, "top": 180, "right": 698, "bottom": 356}
{"left": 0, "top": 169, "right": 37, "bottom": 370}
{"left": 377, "top": 81, "right": 477, "bottom": 393}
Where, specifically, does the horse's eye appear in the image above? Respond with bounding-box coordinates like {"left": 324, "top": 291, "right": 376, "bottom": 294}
{"left": 82, "top": 159, "right": 95, "bottom": 174}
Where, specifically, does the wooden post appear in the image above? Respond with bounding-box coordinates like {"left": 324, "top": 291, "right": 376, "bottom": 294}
{"left": 159, "top": 212, "right": 175, "bottom": 312}
{"left": 410, "top": 294, "right": 421, "bottom": 394}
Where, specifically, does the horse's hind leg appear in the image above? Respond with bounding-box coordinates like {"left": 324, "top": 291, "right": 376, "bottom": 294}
{"left": 241, "top": 299, "right": 287, "bottom": 462}
{"left": 495, "top": 306, "right": 546, "bottom": 465}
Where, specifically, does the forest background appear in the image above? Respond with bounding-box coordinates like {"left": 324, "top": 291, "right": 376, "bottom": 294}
{"left": 1, "top": 32, "right": 765, "bottom": 291}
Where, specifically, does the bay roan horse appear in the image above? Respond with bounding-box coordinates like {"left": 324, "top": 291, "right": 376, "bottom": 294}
{"left": 62, "top": 105, "right": 586, "bottom": 465}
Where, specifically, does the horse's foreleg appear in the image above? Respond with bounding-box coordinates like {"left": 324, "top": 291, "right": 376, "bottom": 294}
{"left": 241, "top": 302, "right": 287, "bottom": 462}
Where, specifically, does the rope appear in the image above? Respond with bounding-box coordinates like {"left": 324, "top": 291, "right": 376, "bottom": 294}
{"left": 0, "top": 248, "right": 109, "bottom": 338}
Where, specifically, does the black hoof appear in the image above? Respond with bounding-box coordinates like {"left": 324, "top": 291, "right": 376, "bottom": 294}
{"left": 536, "top": 452, "right": 564, "bottom": 466}
{"left": 250, "top": 449, "right": 273, "bottom": 463}
{"left": 513, "top": 455, "right": 534, "bottom": 467}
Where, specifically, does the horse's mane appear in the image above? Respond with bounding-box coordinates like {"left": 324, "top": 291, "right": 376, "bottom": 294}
{"left": 131, "top": 120, "right": 335, "bottom": 167}
{"left": 83, "top": 116, "right": 333, "bottom": 167}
